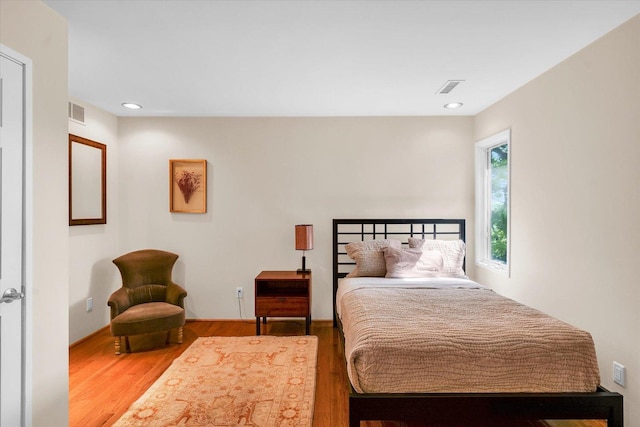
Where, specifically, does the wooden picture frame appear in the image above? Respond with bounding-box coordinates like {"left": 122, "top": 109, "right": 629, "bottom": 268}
{"left": 170, "top": 159, "right": 207, "bottom": 213}
{"left": 69, "top": 134, "right": 107, "bottom": 226}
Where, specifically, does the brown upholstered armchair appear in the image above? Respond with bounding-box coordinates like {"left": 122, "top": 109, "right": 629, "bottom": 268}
{"left": 108, "top": 249, "right": 187, "bottom": 354}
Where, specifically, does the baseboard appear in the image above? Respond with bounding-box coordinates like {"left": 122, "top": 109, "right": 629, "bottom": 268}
{"left": 69, "top": 325, "right": 110, "bottom": 348}
{"left": 71, "top": 319, "right": 334, "bottom": 348}
{"left": 186, "top": 318, "right": 333, "bottom": 324}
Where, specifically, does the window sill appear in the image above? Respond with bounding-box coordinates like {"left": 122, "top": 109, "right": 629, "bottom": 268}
{"left": 476, "top": 260, "right": 510, "bottom": 277}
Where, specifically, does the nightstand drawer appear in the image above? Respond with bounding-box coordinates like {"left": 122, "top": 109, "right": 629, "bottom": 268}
{"left": 256, "top": 296, "right": 309, "bottom": 316}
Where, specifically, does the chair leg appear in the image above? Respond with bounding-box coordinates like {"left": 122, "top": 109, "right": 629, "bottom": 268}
{"left": 116, "top": 329, "right": 183, "bottom": 354}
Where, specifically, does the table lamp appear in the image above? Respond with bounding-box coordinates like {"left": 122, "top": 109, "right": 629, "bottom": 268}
{"left": 295, "top": 224, "right": 313, "bottom": 274}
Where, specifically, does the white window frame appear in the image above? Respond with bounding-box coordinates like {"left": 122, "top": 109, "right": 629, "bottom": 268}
{"left": 475, "top": 129, "right": 511, "bottom": 276}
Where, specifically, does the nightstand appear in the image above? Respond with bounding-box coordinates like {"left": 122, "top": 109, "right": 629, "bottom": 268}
{"left": 255, "top": 270, "right": 311, "bottom": 335}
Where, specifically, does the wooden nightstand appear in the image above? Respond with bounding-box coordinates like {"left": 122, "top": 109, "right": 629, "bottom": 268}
{"left": 255, "top": 270, "right": 311, "bottom": 335}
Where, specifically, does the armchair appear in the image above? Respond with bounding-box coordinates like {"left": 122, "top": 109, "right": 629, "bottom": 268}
{"left": 108, "top": 249, "right": 187, "bottom": 354}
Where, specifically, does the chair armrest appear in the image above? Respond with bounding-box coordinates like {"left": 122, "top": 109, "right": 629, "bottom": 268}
{"left": 107, "top": 288, "right": 132, "bottom": 319}
{"left": 166, "top": 281, "right": 187, "bottom": 307}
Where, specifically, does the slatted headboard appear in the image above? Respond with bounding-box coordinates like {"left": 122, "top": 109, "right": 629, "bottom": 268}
{"left": 332, "top": 218, "right": 466, "bottom": 326}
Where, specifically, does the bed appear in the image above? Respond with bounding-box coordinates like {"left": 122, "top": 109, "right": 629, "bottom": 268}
{"left": 333, "top": 218, "right": 623, "bottom": 427}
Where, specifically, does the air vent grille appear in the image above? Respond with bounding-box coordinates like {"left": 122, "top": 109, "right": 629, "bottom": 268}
{"left": 68, "top": 101, "right": 85, "bottom": 124}
{"left": 437, "top": 80, "right": 464, "bottom": 94}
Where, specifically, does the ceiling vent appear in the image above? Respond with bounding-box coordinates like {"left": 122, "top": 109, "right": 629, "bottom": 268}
{"left": 68, "top": 101, "right": 85, "bottom": 124}
{"left": 437, "top": 80, "right": 464, "bottom": 94}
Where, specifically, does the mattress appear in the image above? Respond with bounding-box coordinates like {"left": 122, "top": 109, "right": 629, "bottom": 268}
{"left": 337, "top": 277, "right": 600, "bottom": 394}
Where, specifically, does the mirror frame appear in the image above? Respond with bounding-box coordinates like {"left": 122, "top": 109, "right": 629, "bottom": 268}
{"left": 69, "top": 134, "right": 107, "bottom": 226}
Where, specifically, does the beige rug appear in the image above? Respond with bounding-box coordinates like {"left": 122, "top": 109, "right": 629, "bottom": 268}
{"left": 113, "top": 335, "right": 318, "bottom": 427}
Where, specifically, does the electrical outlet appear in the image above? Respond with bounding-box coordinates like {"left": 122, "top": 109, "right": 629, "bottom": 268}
{"left": 86, "top": 297, "right": 93, "bottom": 312}
{"left": 236, "top": 287, "right": 244, "bottom": 299}
{"left": 613, "top": 362, "right": 626, "bottom": 387}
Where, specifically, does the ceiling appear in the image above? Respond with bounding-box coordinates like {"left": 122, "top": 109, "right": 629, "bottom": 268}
{"left": 45, "top": 0, "right": 640, "bottom": 117}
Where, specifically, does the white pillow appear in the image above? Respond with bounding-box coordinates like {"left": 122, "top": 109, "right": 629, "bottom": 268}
{"left": 345, "top": 239, "right": 401, "bottom": 277}
{"left": 408, "top": 238, "right": 466, "bottom": 277}
{"left": 383, "top": 247, "right": 443, "bottom": 278}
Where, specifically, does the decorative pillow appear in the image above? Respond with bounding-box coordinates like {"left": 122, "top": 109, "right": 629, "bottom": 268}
{"left": 408, "top": 238, "right": 466, "bottom": 277}
{"left": 417, "top": 249, "right": 445, "bottom": 274}
{"left": 383, "top": 247, "right": 443, "bottom": 278}
{"left": 345, "top": 239, "right": 401, "bottom": 277}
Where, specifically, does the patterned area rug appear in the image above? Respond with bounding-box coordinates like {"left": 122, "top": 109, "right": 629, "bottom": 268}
{"left": 113, "top": 335, "right": 318, "bottom": 427}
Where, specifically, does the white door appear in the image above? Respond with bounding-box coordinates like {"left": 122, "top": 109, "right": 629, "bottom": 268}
{"left": 0, "top": 51, "right": 26, "bottom": 427}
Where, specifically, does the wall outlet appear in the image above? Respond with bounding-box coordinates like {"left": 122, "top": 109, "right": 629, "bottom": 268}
{"left": 86, "top": 297, "right": 93, "bottom": 312}
{"left": 235, "top": 287, "right": 244, "bottom": 299}
{"left": 613, "top": 362, "right": 626, "bottom": 387}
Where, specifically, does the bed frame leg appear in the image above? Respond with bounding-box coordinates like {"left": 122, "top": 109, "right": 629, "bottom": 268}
{"left": 349, "top": 399, "right": 362, "bottom": 427}
{"left": 610, "top": 398, "right": 624, "bottom": 427}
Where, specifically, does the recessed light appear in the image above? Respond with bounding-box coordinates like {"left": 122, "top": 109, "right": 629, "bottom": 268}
{"left": 444, "top": 102, "right": 463, "bottom": 109}
{"left": 122, "top": 102, "right": 142, "bottom": 110}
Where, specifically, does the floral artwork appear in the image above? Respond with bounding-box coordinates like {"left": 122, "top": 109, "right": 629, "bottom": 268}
{"left": 170, "top": 159, "right": 207, "bottom": 213}
{"left": 174, "top": 170, "right": 202, "bottom": 204}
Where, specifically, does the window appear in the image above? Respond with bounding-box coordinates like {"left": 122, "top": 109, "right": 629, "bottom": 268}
{"left": 475, "top": 129, "right": 510, "bottom": 275}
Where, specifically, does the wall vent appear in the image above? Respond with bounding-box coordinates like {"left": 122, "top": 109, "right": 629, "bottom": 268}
{"left": 68, "top": 101, "right": 85, "bottom": 124}
{"left": 437, "top": 80, "right": 464, "bottom": 94}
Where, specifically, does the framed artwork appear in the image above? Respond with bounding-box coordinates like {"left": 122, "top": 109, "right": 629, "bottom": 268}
{"left": 69, "top": 134, "right": 107, "bottom": 225}
{"left": 170, "top": 159, "right": 207, "bottom": 213}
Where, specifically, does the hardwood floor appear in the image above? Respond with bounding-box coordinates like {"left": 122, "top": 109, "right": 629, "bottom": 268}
{"left": 69, "top": 320, "right": 606, "bottom": 427}
{"left": 70, "top": 319, "right": 346, "bottom": 427}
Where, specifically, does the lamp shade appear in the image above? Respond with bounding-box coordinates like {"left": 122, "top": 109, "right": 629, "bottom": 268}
{"left": 295, "top": 224, "right": 314, "bottom": 251}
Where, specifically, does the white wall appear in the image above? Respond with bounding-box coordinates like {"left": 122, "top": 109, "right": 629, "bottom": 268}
{"left": 117, "top": 117, "right": 475, "bottom": 320}
{"left": 474, "top": 15, "right": 640, "bottom": 427}
{"left": 0, "top": 1, "right": 69, "bottom": 426}
{"left": 68, "top": 98, "right": 120, "bottom": 344}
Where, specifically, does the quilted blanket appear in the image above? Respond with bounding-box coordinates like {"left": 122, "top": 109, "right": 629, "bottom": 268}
{"left": 338, "top": 278, "right": 600, "bottom": 394}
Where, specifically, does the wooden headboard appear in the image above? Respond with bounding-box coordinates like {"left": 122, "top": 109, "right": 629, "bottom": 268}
{"left": 332, "top": 218, "right": 466, "bottom": 326}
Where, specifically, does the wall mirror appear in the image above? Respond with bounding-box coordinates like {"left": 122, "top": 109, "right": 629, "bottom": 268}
{"left": 69, "top": 134, "right": 106, "bottom": 225}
